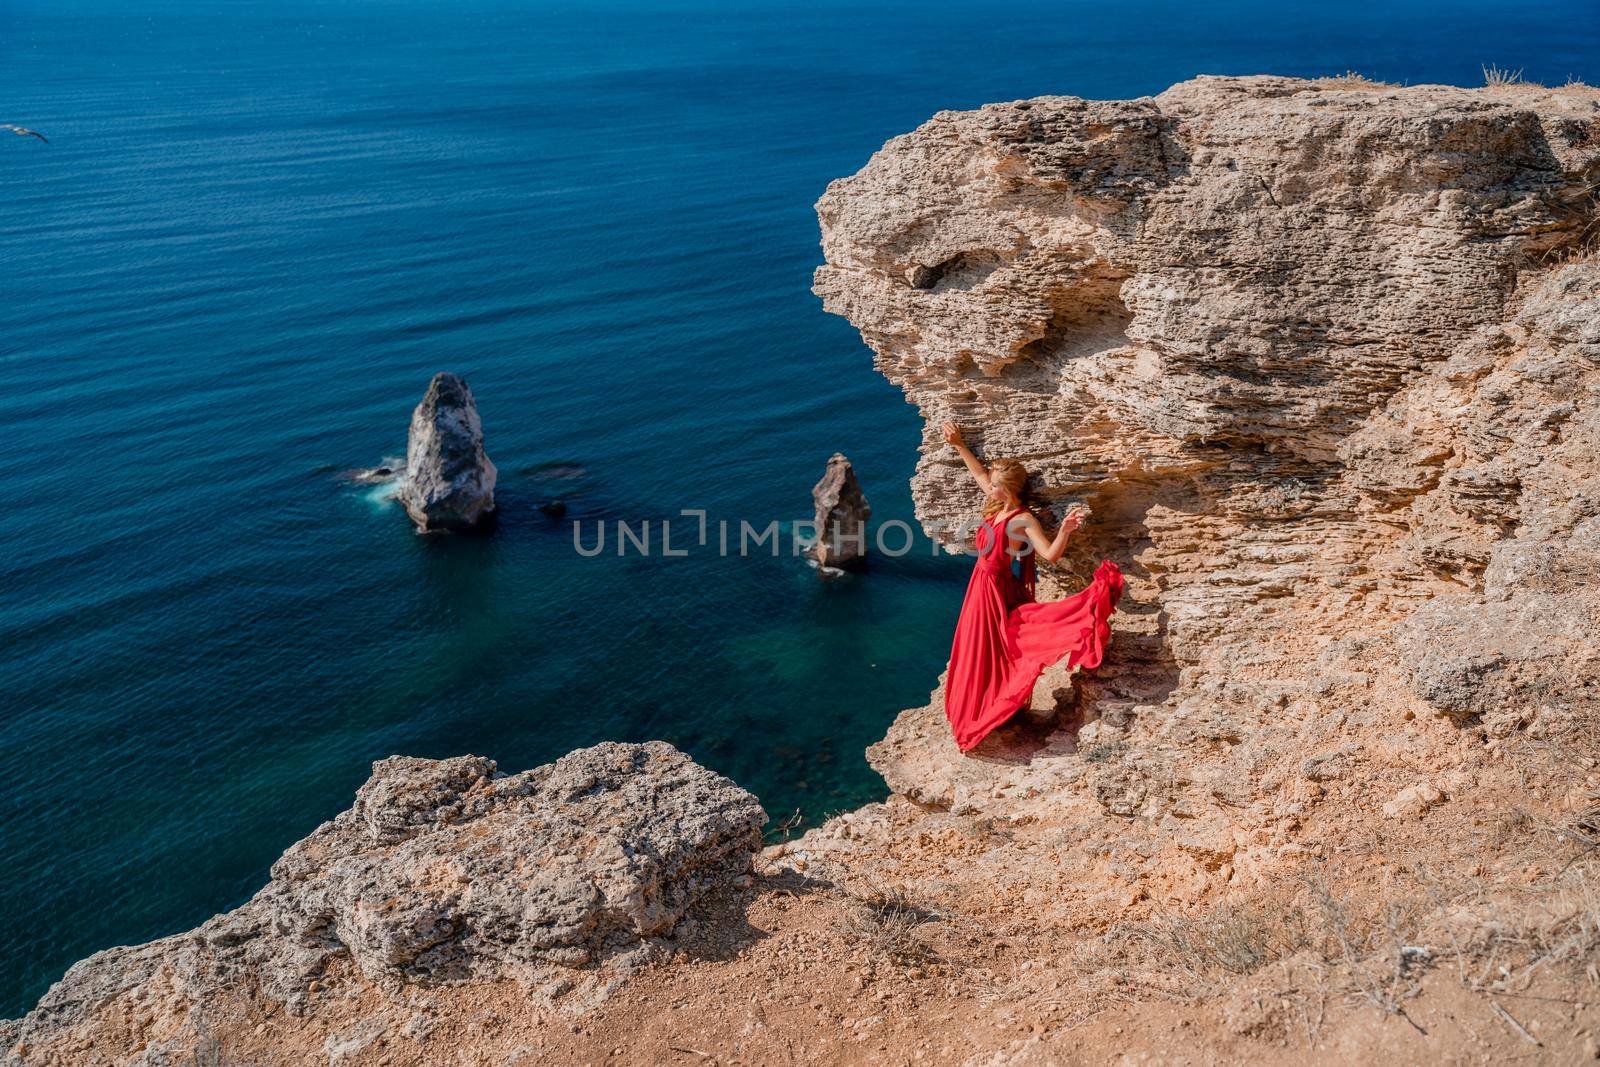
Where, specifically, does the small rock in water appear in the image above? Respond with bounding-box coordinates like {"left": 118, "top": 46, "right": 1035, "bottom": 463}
{"left": 810, "top": 452, "right": 870, "bottom": 574}
{"left": 338, "top": 464, "right": 399, "bottom": 485}
{"left": 397, "top": 372, "right": 498, "bottom": 533}
{"left": 538, "top": 499, "right": 568, "bottom": 518}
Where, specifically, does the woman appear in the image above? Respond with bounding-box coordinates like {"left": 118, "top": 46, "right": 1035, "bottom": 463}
{"left": 940, "top": 420, "right": 1124, "bottom": 752}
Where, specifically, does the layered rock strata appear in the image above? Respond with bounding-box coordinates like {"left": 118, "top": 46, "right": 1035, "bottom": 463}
{"left": 810, "top": 75, "right": 1599, "bottom": 795}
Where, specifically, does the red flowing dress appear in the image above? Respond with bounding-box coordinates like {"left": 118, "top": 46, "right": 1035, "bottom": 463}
{"left": 943, "top": 506, "right": 1124, "bottom": 751}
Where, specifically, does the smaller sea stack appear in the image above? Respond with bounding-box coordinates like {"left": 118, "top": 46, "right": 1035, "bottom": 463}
{"left": 810, "top": 453, "right": 870, "bottom": 573}
{"left": 398, "top": 372, "right": 498, "bottom": 532}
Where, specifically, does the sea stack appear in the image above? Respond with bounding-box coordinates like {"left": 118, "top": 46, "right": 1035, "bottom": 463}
{"left": 810, "top": 452, "right": 870, "bottom": 573}
{"left": 398, "top": 372, "right": 498, "bottom": 532}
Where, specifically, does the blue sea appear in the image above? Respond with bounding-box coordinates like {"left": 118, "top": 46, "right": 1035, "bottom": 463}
{"left": 1, "top": 0, "right": 1596, "bottom": 1019}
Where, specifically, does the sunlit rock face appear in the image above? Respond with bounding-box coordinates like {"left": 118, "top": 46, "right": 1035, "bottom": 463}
{"left": 815, "top": 75, "right": 1599, "bottom": 813}
{"left": 399, "top": 372, "right": 498, "bottom": 532}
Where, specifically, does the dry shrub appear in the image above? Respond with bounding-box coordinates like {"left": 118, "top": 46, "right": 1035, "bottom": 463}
{"left": 841, "top": 885, "right": 944, "bottom": 966}
{"left": 1418, "top": 857, "right": 1600, "bottom": 995}
{"left": 1306, "top": 878, "right": 1438, "bottom": 1024}
{"left": 1395, "top": 697, "right": 1600, "bottom": 999}
{"left": 1131, "top": 897, "right": 1312, "bottom": 984}
{"left": 1523, "top": 866, "right": 1600, "bottom": 970}
{"left": 1483, "top": 64, "right": 1528, "bottom": 87}
{"left": 1083, "top": 741, "right": 1127, "bottom": 764}
{"left": 1321, "top": 71, "right": 1394, "bottom": 88}
{"left": 1536, "top": 216, "right": 1600, "bottom": 268}
{"left": 1127, "top": 882, "right": 1440, "bottom": 1002}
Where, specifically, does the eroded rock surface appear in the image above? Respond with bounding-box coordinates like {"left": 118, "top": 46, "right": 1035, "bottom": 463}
{"left": 398, "top": 372, "right": 498, "bottom": 532}
{"left": 810, "top": 75, "right": 1600, "bottom": 807}
{"left": 5, "top": 743, "right": 764, "bottom": 1065}
{"left": 774, "top": 77, "right": 1600, "bottom": 1016}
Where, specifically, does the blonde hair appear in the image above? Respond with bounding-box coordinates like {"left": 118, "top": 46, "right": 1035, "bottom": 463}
{"left": 981, "top": 459, "right": 1031, "bottom": 520}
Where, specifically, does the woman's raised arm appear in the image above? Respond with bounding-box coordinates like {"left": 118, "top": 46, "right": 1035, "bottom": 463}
{"left": 941, "top": 421, "right": 991, "bottom": 494}
{"left": 1015, "top": 508, "right": 1083, "bottom": 564}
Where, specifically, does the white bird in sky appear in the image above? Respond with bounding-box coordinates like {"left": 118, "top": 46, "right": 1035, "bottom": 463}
{"left": 2, "top": 124, "right": 49, "bottom": 144}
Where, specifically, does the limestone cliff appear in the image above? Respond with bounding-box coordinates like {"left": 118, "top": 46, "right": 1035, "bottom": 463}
{"left": 807, "top": 75, "right": 1599, "bottom": 817}
{"left": 771, "top": 74, "right": 1600, "bottom": 1059}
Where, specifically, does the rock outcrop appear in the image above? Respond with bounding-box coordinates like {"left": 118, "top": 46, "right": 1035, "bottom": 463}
{"left": 809, "top": 452, "right": 872, "bottom": 572}
{"left": 4, "top": 743, "right": 764, "bottom": 1065}
{"left": 811, "top": 74, "right": 1600, "bottom": 792}
{"left": 397, "top": 373, "right": 497, "bottom": 532}
{"left": 769, "top": 74, "right": 1600, "bottom": 1053}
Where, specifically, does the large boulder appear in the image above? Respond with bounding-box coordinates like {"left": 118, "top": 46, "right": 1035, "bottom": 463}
{"left": 267, "top": 744, "right": 766, "bottom": 982}
{"left": 398, "top": 372, "right": 498, "bottom": 532}
{"left": 3, "top": 743, "right": 766, "bottom": 1062}
{"left": 810, "top": 452, "right": 871, "bottom": 572}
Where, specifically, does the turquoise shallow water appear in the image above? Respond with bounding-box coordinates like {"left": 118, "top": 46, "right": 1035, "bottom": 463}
{"left": 2, "top": 0, "right": 1597, "bottom": 1019}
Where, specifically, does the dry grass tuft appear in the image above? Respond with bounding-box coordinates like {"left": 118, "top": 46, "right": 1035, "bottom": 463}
{"left": 1306, "top": 879, "right": 1433, "bottom": 1028}
{"left": 1320, "top": 71, "right": 1395, "bottom": 89}
{"left": 1483, "top": 64, "right": 1528, "bottom": 88}
{"left": 1131, "top": 898, "right": 1312, "bottom": 984}
{"left": 1531, "top": 177, "right": 1600, "bottom": 267}
{"left": 840, "top": 885, "right": 944, "bottom": 965}
{"left": 1083, "top": 741, "right": 1127, "bottom": 764}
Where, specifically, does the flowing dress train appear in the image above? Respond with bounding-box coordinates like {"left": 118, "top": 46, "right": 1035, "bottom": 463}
{"left": 943, "top": 506, "right": 1124, "bottom": 751}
